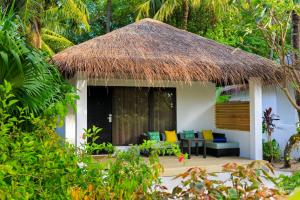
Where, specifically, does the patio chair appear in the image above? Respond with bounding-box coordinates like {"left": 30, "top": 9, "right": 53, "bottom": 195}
{"left": 178, "top": 130, "right": 204, "bottom": 155}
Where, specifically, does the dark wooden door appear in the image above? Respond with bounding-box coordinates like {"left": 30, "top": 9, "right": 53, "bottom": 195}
{"left": 87, "top": 86, "right": 112, "bottom": 145}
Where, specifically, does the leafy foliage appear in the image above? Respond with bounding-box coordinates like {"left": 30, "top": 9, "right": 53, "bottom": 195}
{"left": 83, "top": 125, "right": 115, "bottom": 155}
{"left": 263, "top": 139, "right": 281, "bottom": 162}
{"left": 0, "top": 81, "right": 164, "bottom": 199}
{"left": 215, "top": 87, "right": 231, "bottom": 104}
{"left": 0, "top": 81, "right": 102, "bottom": 199}
{"left": 0, "top": 11, "right": 77, "bottom": 116}
{"left": 278, "top": 172, "right": 300, "bottom": 194}
{"left": 1, "top": 0, "right": 90, "bottom": 53}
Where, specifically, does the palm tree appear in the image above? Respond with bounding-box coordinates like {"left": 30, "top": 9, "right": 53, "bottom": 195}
{"left": 106, "top": 0, "right": 112, "bottom": 32}
{"left": 136, "top": 0, "right": 228, "bottom": 30}
{"left": 2, "top": 0, "right": 90, "bottom": 55}
{"left": 0, "top": 10, "right": 76, "bottom": 114}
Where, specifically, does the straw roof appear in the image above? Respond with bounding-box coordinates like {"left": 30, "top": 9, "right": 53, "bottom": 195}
{"left": 52, "top": 18, "right": 280, "bottom": 85}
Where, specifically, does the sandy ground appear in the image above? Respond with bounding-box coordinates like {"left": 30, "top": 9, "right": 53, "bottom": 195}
{"left": 273, "top": 160, "right": 300, "bottom": 172}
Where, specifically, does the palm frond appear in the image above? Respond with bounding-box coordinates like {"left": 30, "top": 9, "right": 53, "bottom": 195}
{"left": 154, "top": 0, "right": 179, "bottom": 21}
{"left": 136, "top": 0, "right": 152, "bottom": 20}
{"left": 41, "top": 40, "right": 55, "bottom": 56}
{"left": 41, "top": 28, "right": 74, "bottom": 53}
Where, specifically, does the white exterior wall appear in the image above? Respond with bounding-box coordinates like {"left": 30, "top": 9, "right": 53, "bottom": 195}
{"left": 230, "top": 86, "right": 299, "bottom": 158}
{"left": 176, "top": 83, "right": 216, "bottom": 132}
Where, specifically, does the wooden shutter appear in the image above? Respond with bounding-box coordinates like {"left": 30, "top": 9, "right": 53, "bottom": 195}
{"left": 215, "top": 102, "right": 250, "bottom": 131}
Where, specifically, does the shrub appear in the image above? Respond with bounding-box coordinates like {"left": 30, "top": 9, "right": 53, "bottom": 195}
{"left": 0, "top": 81, "right": 162, "bottom": 199}
{"left": 278, "top": 172, "right": 300, "bottom": 194}
{"left": 0, "top": 81, "right": 105, "bottom": 199}
{"left": 263, "top": 139, "right": 281, "bottom": 162}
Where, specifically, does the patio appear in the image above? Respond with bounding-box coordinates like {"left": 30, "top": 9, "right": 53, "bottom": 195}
{"left": 159, "top": 156, "right": 252, "bottom": 176}
{"left": 94, "top": 154, "right": 252, "bottom": 176}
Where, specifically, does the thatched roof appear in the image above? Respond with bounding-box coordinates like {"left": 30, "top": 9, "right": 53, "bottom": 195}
{"left": 52, "top": 18, "right": 280, "bottom": 85}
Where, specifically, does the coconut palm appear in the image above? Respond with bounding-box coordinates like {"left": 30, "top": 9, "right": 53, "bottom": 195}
{"left": 136, "top": 0, "right": 228, "bottom": 30}
{"left": 1, "top": 0, "right": 90, "bottom": 55}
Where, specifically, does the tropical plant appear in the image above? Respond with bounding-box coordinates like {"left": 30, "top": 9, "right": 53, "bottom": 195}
{"left": 263, "top": 139, "right": 281, "bottom": 162}
{"left": 0, "top": 81, "right": 164, "bottom": 199}
{"left": 262, "top": 107, "right": 280, "bottom": 163}
{"left": 1, "top": 0, "right": 90, "bottom": 54}
{"left": 0, "top": 11, "right": 77, "bottom": 115}
{"left": 136, "top": 0, "right": 229, "bottom": 30}
{"left": 83, "top": 125, "right": 115, "bottom": 155}
{"left": 0, "top": 81, "right": 104, "bottom": 199}
{"left": 215, "top": 87, "right": 231, "bottom": 104}
{"left": 278, "top": 172, "right": 300, "bottom": 194}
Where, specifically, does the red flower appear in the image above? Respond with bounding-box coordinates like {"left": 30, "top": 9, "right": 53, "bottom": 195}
{"left": 178, "top": 154, "right": 185, "bottom": 162}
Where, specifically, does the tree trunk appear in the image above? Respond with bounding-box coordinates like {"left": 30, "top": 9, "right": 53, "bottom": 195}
{"left": 30, "top": 17, "right": 42, "bottom": 49}
{"left": 106, "top": 0, "right": 112, "bottom": 33}
{"left": 182, "top": 0, "right": 189, "bottom": 30}
{"left": 292, "top": 11, "right": 300, "bottom": 120}
{"left": 284, "top": 133, "right": 300, "bottom": 168}
{"left": 268, "top": 134, "right": 273, "bottom": 163}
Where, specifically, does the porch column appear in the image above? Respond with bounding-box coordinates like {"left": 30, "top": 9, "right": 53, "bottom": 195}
{"left": 249, "top": 77, "right": 263, "bottom": 160}
{"left": 76, "top": 73, "right": 87, "bottom": 148}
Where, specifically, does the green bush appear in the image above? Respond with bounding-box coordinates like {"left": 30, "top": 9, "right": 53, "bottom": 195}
{"left": 263, "top": 139, "right": 281, "bottom": 162}
{"left": 278, "top": 172, "right": 300, "bottom": 194}
{"left": 0, "top": 81, "right": 162, "bottom": 199}
{"left": 0, "top": 81, "right": 104, "bottom": 199}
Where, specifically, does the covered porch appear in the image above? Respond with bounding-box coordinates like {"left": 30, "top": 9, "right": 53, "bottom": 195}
{"left": 52, "top": 19, "right": 281, "bottom": 160}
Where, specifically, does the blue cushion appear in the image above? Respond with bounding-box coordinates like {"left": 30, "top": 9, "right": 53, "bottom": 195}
{"left": 213, "top": 138, "right": 227, "bottom": 143}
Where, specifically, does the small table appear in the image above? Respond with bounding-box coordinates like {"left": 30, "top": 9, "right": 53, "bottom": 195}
{"left": 180, "top": 138, "right": 206, "bottom": 159}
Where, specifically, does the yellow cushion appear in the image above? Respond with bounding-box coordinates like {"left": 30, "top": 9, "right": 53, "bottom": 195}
{"left": 202, "top": 130, "right": 213, "bottom": 140}
{"left": 165, "top": 130, "right": 177, "bottom": 143}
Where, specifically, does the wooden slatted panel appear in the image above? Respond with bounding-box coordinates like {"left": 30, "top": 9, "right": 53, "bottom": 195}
{"left": 215, "top": 102, "right": 250, "bottom": 131}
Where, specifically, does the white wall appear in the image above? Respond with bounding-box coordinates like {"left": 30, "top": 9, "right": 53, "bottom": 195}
{"left": 229, "top": 86, "right": 299, "bottom": 158}
{"left": 176, "top": 83, "right": 216, "bottom": 132}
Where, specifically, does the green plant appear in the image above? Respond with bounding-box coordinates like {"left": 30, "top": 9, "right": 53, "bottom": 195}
{"left": 263, "top": 139, "right": 281, "bottom": 162}
{"left": 262, "top": 107, "right": 280, "bottom": 163}
{"left": 215, "top": 87, "right": 231, "bottom": 104}
{"left": 0, "top": 81, "right": 105, "bottom": 199}
{"left": 94, "top": 146, "right": 163, "bottom": 199}
{"left": 2, "top": 0, "right": 90, "bottom": 54}
{"left": 83, "top": 125, "right": 115, "bottom": 155}
{"left": 139, "top": 140, "right": 187, "bottom": 160}
{"left": 278, "top": 172, "right": 300, "bottom": 194}
{"left": 0, "top": 10, "right": 78, "bottom": 117}
{"left": 0, "top": 81, "right": 166, "bottom": 199}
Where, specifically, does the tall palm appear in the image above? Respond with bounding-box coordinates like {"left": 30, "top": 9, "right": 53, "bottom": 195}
{"left": 1, "top": 0, "right": 90, "bottom": 55}
{"left": 106, "top": 0, "right": 112, "bottom": 32}
{"left": 136, "top": 0, "right": 228, "bottom": 30}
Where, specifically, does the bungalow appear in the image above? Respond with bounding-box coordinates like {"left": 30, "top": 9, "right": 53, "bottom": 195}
{"left": 53, "top": 19, "right": 281, "bottom": 160}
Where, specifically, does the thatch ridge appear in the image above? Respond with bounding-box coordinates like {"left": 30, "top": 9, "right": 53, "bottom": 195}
{"left": 52, "top": 18, "right": 280, "bottom": 85}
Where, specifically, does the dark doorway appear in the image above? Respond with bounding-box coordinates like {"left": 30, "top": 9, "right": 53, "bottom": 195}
{"left": 87, "top": 86, "right": 112, "bottom": 145}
